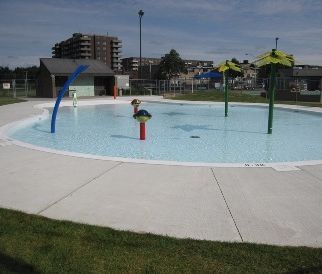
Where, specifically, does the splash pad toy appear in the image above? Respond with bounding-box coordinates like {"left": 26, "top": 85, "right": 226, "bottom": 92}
{"left": 131, "top": 99, "right": 141, "bottom": 113}
{"left": 133, "top": 109, "right": 152, "bottom": 140}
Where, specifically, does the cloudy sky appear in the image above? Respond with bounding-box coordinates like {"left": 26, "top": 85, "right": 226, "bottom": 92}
{"left": 1, "top": 0, "right": 322, "bottom": 68}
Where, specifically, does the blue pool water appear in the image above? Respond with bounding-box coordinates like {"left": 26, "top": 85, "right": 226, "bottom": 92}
{"left": 9, "top": 102, "right": 322, "bottom": 163}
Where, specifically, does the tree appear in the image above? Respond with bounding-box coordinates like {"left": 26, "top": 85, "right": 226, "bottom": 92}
{"left": 218, "top": 60, "right": 241, "bottom": 117}
{"left": 0, "top": 66, "right": 12, "bottom": 79}
{"left": 157, "top": 49, "right": 186, "bottom": 79}
{"left": 0, "top": 65, "right": 39, "bottom": 80}
{"left": 254, "top": 49, "right": 294, "bottom": 134}
{"left": 228, "top": 58, "right": 244, "bottom": 78}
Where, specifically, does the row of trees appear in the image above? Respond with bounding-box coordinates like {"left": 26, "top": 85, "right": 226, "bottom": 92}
{"left": 155, "top": 49, "right": 245, "bottom": 80}
{"left": 0, "top": 66, "right": 39, "bottom": 80}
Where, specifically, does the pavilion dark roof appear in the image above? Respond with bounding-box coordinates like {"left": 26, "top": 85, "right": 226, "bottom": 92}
{"left": 40, "top": 58, "right": 114, "bottom": 76}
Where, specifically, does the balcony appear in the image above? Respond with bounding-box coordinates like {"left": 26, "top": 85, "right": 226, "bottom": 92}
{"left": 112, "top": 63, "right": 121, "bottom": 68}
{"left": 80, "top": 36, "right": 91, "bottom": 41}
{"left": 80, "top": 52, "right": 92, "bottom": 57}
{"left": 80, "top": 47, "right": 91, "bottom": 51}
{"left": 80, "top": 41, "right": 91, "bottom": 46}
{"left": 112, "top": 40, "right": 122, "bottom": 47}
{"left": 112, "top": 48, "right": 121, "bottom": 53}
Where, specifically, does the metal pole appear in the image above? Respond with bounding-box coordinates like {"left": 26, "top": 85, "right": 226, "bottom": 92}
{"left": 25, "top": 71, "right": 28, "bottom": 96}
{"left": 275, "top": 37, "right": 279, "bottom": 50}
{"left": 139, "top": 17, "right": 141, "bottom": 79}
{"left": 268, "top": 58, "right": 277, "bottom": 134}
{"left": 138, "top": 10, "right": 144, "bottom": 79}
{"left": 12, "top": 79, "right": 16, "bottom": 98}
{"left": 320, "top": 78, "right": 322, "bottom": 103}
{"left": 192, "top": 78, "right": 194, "bottom": 94}
{"left": 224, "top": 71, "right": 228, "bottom": 117}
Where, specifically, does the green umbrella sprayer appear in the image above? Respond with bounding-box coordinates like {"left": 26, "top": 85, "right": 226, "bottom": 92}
{"left": 254, "top": 49, "right": 294, "bottom": 134}
{"left": 218, "top": 60, "right": 241, "bottom": 117}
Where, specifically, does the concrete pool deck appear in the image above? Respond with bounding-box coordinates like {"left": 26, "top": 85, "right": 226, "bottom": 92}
{"left": 0, "top": 97, "right": 322, "bottom": 247}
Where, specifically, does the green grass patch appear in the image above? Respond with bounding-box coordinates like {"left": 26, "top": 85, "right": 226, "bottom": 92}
{"left": 1, "top": 208, "right": 322, "bottom": 273}
{"left": 171, "top": 90, "right": 322, "bottom": 108}
{"left": 0, "top": 97, "right": 25, "bottom": 106}
{"left": 172, "top": 90, "right": 269, "bottom": 104}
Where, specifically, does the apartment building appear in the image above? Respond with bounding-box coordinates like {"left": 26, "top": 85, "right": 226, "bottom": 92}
{"left": 52, "top": 33, "right": 122, "bottom": 71}
{"left": 121, "top": 57, "right": 213, "bottom": 79}
{"left": 121, "top": 57, "right": 161, "bottom": 72}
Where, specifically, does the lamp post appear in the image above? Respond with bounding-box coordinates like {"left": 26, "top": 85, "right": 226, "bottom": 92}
{"left": 246, "top": 53, "right": 257, "bottom": 89}
{"left": 275, "top": 37, "right": 279, "bottom": 50}
{"left": 149, "top": 60, "right": 153, "bottom": 79}
{"left": 138, "top": 9, "right": 144, "bottom": 79}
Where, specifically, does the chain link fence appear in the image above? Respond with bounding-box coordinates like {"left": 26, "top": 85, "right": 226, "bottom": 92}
{"left": 126, "top": 78, "right": 224, "bottom": 96}
{"left": 126, "top": 77, "right": 321, "bottom": 103}
{"left": 0, "top": 79, "right": 37, "bottom": 98}
{"left": 1, "top": 76, "right": 321, "bottom": 103}
{"left": 262, "top": 77, "right": 322, "bottom": 102}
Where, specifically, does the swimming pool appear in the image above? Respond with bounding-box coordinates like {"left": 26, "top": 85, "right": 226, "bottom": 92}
{"left": 7, "top": 101, "right": 322, "bottom": 165}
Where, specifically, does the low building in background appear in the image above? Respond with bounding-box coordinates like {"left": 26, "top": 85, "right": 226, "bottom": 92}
{"left": 279, "top": 65, "right": 322, "bottom": 90}
{"left": 265, "top": 65, "right": 322, "bottom": 102}
{"left": 121, "top": 57, "right": 213, "bottom": 79}
{"left": 37, "top": 58, "right": 114, "bottom": 98}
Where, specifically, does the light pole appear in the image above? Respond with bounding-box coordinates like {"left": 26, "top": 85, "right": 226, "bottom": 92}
{"left": 275, "top": 37, "right": 279, "bottom": 50}
{"left": 138, "top": 9, "right": 144, "bottom": 79}
{"left": 246, "top": 53, "right": 257, "bottom": 89}
{"left": 149, "top": 60, "right": 153, "bottom": 79}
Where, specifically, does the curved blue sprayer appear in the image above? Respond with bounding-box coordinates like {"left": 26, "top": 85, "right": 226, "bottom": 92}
{"left": 51, "top": 65, "right": 88, "bottom": 133}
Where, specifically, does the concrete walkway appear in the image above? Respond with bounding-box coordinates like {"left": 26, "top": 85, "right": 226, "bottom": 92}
{"left": 1, "top": 99, "right": 322, "bottom": 247}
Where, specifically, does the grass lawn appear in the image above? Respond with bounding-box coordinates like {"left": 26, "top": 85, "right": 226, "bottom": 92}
{"left": 1, "top": 208, "right": 322, "bottom": 273}
{"left": 0, "top": 97, "right": 25, "bottom": 106}
{"left": 170, "top": 90, "right": 322, "bottom": 108}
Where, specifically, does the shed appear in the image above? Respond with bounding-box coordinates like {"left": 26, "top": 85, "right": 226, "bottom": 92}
{"left": 37, "top": 58, "right": 115, "bottom": 98}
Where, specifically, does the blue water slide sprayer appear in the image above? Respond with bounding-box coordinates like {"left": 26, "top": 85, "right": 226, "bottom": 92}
{"left": 51, "top": 65, "right": 88, "bottom": 133}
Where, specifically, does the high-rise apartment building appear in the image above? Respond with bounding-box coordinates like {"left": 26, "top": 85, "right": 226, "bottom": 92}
{"left": 52, "top": 33, "right": 122, "bottom": 71}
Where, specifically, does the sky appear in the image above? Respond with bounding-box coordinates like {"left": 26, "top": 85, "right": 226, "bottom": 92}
{"left": 1, "top": 0, "right": 322, "bottom": 68}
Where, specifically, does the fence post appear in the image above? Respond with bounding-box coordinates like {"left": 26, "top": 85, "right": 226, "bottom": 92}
{"left": 320, "top": 78, "right": 322, "bottom": 103}
{"left": 12, "top": 80, "right": 16, "bottom": 98}
{"left": 192, "top": 78, "right": 194, "bottom": 94}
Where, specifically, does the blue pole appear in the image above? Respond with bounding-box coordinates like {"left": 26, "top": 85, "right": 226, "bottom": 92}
{"left": 51, "top": 65, "right": 88, "bottom": 133}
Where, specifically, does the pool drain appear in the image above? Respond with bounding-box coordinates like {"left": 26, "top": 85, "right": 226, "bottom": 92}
{"left": 190, "top": 136, "right": 200, "bottom": 138}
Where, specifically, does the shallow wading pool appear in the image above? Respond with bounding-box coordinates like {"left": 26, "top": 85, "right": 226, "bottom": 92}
{"left": 6, "top": 102, "right": 322, "bottom": 165}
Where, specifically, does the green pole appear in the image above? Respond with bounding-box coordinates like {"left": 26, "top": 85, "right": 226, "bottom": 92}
{"left": 224, "top": 71, "right": 228, "bottom": 117}
{"left": 267, "top": 61, "right": 276, "bottom": 134}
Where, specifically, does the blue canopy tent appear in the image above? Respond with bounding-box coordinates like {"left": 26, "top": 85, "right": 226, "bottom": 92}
{"left": 194, "top": 71, "right": 222, "bottom": 79}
